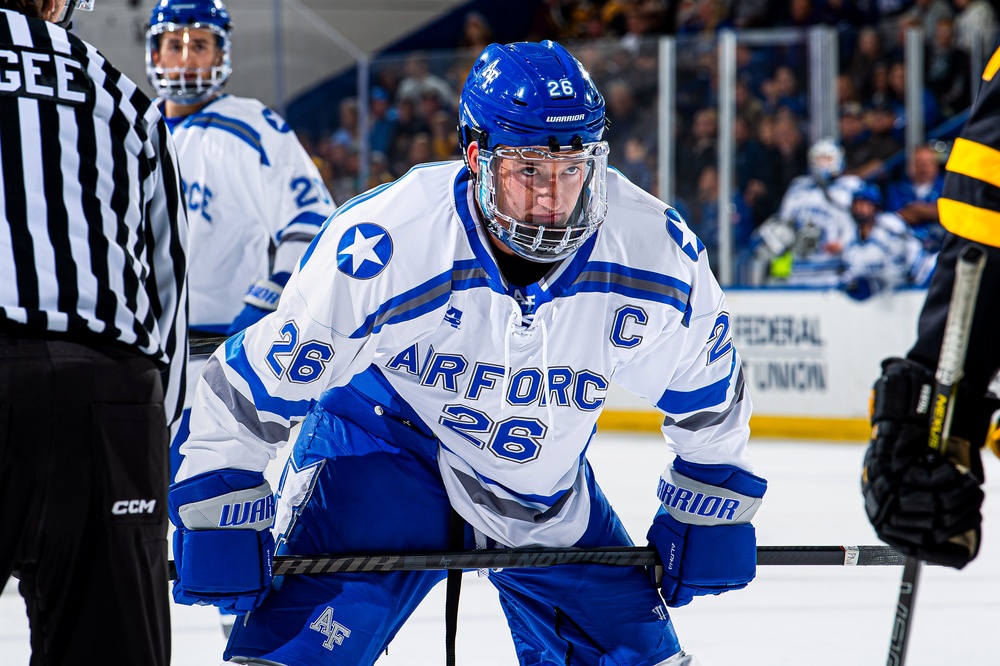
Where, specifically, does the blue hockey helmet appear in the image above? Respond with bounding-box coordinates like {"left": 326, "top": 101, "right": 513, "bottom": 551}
{"left": 459, "top": 41, "right": 610, "bottom": 262}
{"left": 146, "top": 0, "right": 233, "bottom": 105}
{"left": 853, "top": 182, "right": 883, "bottom": 207}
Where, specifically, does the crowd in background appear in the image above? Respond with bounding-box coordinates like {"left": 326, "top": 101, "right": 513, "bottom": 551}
{"left": 296, "top": 0, "right": 999, "bottom": 286}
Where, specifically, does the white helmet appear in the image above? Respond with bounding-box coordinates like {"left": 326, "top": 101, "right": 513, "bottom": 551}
{"left": 808, "top": 139, "right": 845, "bottom": 182}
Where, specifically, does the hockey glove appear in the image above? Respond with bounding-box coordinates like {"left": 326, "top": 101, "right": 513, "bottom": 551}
{"left": 646, "top": 458, "right": 766, "bottom": 608}
{"left": 862, "top": 357, "right": 984, "bottom": 569}
{"left": 227, "top": 271, "right": 291, "bottom": 335}
{"left": 169, "top": 469, "right": 275, "bottom": 613}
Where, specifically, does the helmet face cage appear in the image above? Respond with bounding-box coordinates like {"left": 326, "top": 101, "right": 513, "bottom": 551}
{"left": 146, "top": 2, "right": 232, "bottom": 105}
{"left": 808, "top": 139, "right": 845, "bottom": 182}
{"left": 476, "top": 142, "right": 609, "bottom": 262}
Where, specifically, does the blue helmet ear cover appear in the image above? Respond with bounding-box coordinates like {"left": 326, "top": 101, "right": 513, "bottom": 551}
{"left": 459, "top": 40, "right": 606, "bottom": 152}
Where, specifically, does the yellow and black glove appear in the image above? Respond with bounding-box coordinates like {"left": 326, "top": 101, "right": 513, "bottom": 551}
{"left": 861, "top": 357, "right": 984, "bottom": 569}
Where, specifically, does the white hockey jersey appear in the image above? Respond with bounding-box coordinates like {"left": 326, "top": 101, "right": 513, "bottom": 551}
{"left": 179, "top": 162, "right": 753, "bottom": 548}
{"left": 840, "top": 211, "right": 936, "bottom": 291}
{"left": 166, "top": 94, "right": 336, "bottom": 331}
{"left": 777, "top": 174, "right": 863, "bottom": 286}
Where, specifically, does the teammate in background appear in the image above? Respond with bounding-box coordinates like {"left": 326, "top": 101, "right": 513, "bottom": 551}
{"left": 751, "top": 139, "right": 863, "bottom": 286}
{"left": 838, "top": 183, "right": 936, "bottom": 300}
{"left": 0, "top": 1, "right": 187, "bottom": 664}
{"left": 862, "top": 46, "right": 1000, "bottom": 570}
{"left": 169, "top": 40, "right": 764, "bottom": 665}
{"left": 144, "top": 0, "right": 336, "bottom": 483}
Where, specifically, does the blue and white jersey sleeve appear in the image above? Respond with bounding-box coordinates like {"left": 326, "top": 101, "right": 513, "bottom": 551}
{"left": 256, "top": 105, "right": 336, "bottom": 277}
{"left": 609, "top": 208, "right": 752, "bottom": 471}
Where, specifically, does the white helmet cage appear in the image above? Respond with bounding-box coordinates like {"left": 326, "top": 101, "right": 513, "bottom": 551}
{"left": 807, "top": 138, "right": 845, "bottom": 182}
{"left": 145, "top": 21, "right": 232, "bottom": 105}
{"left": 475, "top": 142, "right": 610, "bottom": 263}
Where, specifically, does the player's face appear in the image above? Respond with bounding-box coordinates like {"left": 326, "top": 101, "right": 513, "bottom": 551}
{"left": 154, "top": 27, "right": 221, "bottom": 79}
{"left": 493, "top": 148, "right": 587, "bottom": 227}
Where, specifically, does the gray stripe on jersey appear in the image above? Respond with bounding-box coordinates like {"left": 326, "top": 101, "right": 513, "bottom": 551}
{"left": 661, "top": 367, "right": 746, "bottom": 431}
{"left": 202, "top": 356, "right": 290, "bottom": 444}
{"left": 453, "top": 266, "right": 489, "bottom": 282}
{"left": 363, "top": 279, "right": 452, "bottom": 336}
{"left": 575, "top": 269, "right": 690, "bottom": 305}
{"left": 452, "top": 467, "right": 574, "bottom": 524}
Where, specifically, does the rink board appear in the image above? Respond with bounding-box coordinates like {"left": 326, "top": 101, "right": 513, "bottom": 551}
{"left": 599, "top": 287, "right": 927, "bottom": 441}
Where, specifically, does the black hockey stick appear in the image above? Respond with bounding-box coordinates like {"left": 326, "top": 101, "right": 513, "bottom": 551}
{"left": 190, "top": 334, "right": 229, "bottom": 357}
{"left": 167, "top": 544, "right": 912, "bottom": 580}
{"left": 887, "top": 244, "right": 986, "bottom": 666}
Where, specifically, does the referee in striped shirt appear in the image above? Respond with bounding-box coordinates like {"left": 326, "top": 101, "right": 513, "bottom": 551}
{"left": 0, "top": 1, "right": 187, "bottom": 664}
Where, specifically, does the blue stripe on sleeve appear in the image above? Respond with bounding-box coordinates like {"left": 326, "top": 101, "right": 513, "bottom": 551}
{"left": 656, "top": 355, "right": 737, "bottom": 414}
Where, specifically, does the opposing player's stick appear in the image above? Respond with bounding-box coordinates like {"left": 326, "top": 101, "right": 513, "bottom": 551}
{"left": 167, "top": 544, "right": 914, "bottom": 580}
{"left": 887, "top": 244, "right": 986, "bottom": 666}
{"left": 190, "top": 334, "right": 229, "bottom": 357}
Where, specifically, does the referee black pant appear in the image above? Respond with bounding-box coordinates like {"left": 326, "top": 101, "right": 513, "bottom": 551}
{"left": 0, "top": 337, "right": 170, "bottom": 666}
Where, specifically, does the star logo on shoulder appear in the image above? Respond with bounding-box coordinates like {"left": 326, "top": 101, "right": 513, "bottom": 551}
{"left": 337, "top": 223, "right": 393, "bottom": 279}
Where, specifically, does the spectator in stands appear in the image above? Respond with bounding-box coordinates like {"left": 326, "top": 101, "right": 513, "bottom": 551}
{"left": 868, "top": 60, "right": 893, "bottom": 108}
{"left": 396, "top": 52, "right": 455, "bottom": 112}
{"left": 368, "top": 87, "right": 396, "bottom": 156}
{"left": 839, "top": 183, "right": 936, "bottom": 300}
{"left": 366, "top": 151, "right": 395, "bottom": 190}
{"left": 734, "top": 113, "right": 777, "bottom": 225}
{"left": 925, "top": 18, "right": 972, "bottom": 118}
{"left": 619, "top": 135, "right": 656, "bottom": 194}
{"left": 604, "top": 79, "right": 649, "bottom": 168}
{"left": 736, "top": 76, "right": 765, "bottom": 129}
{"left": 405, "top": 132, "right": 433, "bottom": 171}
{"left": 387, "top": 96, "right": 429, "bottom": 176}
{"left": 847, "top": 26, "right": 886, "bottom": 102}
{"left": 428, "top": 109, "right": 460, "bottom": 161}
{"left": 676, "top": 0, "right": 731, "bottom": 37}
{"left": 837, "top": 72, "right": 861, "bottom": 106}
{"left": 675, "top": 106, "right": 718, "bottom": 197}
{"left": 847, "top": 102, "right": 903, "bottom": 182}
{"left": 685, "top": 164, "right": 755, "bottom": 277}
{"left": 770, "top": 111, "right": 808, "bottom": 196}
{"left": 840, "top": 102, "right": 871, "bottom": 173}
{"left": 760, "top": 64, "right": 807, "bottom": 117}
{"left": 886, "top": 143, "right": 947, "bottom": 251}
{"left": 901, "top": 0, "right": 953, "bottom": 45}
{"left": 953, "top": 0, "right": 999, "bottom": 57}
{"left": 330, "top": 97, "right": 360, "bottom": 152}
{"left": 886, "top": 59, "right": 941, "bottom": 142}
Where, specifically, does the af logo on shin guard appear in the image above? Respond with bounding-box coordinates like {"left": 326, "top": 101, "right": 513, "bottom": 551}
{"left": 310, "top": 606, "right": 351, "bottom": 650}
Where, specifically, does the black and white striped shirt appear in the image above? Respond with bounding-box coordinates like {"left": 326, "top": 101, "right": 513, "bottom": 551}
{"left": 0, "top": 8, "right": 188, "bottom": 424}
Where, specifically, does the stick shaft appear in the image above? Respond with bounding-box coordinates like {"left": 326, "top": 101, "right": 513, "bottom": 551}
{"left": 167, "top": 545, "right": 908, "bottom": 580}
{"left": 888, "top": 244, "right": 986, "bottom": 666}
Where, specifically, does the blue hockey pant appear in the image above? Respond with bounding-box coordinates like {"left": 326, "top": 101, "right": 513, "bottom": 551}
{"left": 225, "top": 403, "right": 682, "bottom": 665}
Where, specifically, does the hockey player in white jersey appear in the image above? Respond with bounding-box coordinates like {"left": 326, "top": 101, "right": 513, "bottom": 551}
{"left": 144, "top": 0, "right": 336, "bottom": 482}
{"left": 169, "top": 40, "right": 764, "bottom": 665}
{"left": 755, "top": 139, "right": 863, "bottom": 286}
{"left": 839, "top": 183, "right": 936, "bottom": 300}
